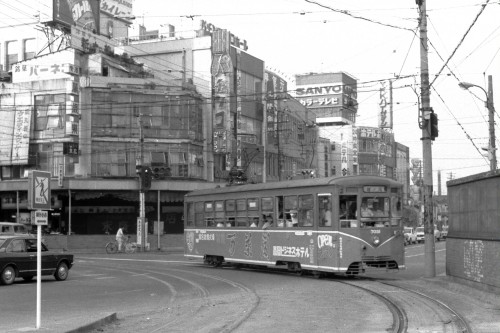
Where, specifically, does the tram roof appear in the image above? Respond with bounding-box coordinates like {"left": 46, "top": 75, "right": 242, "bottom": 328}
{"left": 185, "top": 175, "right": 402, "bottom": 198}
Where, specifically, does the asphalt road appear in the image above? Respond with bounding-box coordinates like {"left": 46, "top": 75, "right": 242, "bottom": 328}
{"left": 0, "top": 241, "right": 447, "bottom": 333}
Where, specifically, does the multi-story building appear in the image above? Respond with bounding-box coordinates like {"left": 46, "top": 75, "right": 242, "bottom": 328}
{"left": 0, "top": 9, "right": 319, "bottom": 245}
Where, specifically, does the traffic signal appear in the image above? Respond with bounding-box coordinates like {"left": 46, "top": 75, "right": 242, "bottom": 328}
{"left": 301, "top": 169, "right": 315, "bottom": 178}
{"left": 429, "top": 112, "right": 438, "bottom": 140}
{"left": 142, "top": 167, "right": 152, "bottom": 191}
{"left": 152, "top": 166, "right": 171, "bottom": 179}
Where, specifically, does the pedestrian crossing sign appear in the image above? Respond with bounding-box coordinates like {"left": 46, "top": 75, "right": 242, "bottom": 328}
{"left": 28, "top": 171, "right": 51, "bottom": 210}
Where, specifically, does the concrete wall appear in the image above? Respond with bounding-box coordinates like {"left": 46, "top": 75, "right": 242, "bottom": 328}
{"left": 44, "top": 234, "right": 184, "bottom": 253}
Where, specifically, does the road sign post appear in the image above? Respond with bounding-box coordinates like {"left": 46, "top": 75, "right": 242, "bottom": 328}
{"left": 28, "top": 171, "right": 51, "bottom": 329}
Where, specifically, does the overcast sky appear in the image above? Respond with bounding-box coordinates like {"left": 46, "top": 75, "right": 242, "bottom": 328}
{"left": 131, "top": 0, "right": 500, "bottom": 193}
{"left": 2, "top": 1, "right": 500, "bottom": 193}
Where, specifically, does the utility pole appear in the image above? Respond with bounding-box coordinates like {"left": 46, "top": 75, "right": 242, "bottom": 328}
{"left": 487, "top": 75, "right": 497, "bottom": 171}
{"left": 417, "top": 0, "right": 436, "bottom": 277}
{"left": 137, "top": 115, "right": 146, "bottom": 251}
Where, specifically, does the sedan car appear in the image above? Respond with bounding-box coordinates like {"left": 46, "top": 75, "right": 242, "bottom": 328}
{"left": 403, "top": 227, "right": 417, "bottom": 245}
{"left": 0, "top": 235, "right": 73, "bottom": 286}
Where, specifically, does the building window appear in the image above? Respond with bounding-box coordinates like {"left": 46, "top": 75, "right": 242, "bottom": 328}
{"left": 35, "top": 94, "right": 66, "bottom": 131}
{"left": 23, "top": 39, "right": 36, "bottom": 60}
{"left": 6, "top": 41, "right": 18, "bottom": 70}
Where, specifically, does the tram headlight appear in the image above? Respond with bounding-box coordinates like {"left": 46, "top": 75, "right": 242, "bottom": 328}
{"left": 372, "top": 236, "right": 380, "bottom": 246}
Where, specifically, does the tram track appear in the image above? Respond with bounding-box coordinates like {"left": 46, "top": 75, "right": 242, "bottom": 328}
{"left": 78, "top": 258, "right": 260, "bottom": 333}
{"left": 339, "top": 278, "right": 472, "bottom": 333}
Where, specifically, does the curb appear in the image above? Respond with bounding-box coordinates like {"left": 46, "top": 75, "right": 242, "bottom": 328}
{"left": 65, "top": 313, "right": 117, "bottom": 333}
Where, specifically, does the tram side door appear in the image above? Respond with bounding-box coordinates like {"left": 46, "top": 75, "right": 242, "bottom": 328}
{"left": 317, "top": 193, "right": 339, "bottom": 271}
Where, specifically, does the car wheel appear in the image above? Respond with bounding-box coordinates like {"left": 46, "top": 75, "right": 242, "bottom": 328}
{"left": 54, "top": 262, "right": 69, "bottom": 281}
{"left": 1, "top": 266, "right": 16, "bottom": 285}
{"left": 22, "top": 276, "right": 34, "bottom": 282}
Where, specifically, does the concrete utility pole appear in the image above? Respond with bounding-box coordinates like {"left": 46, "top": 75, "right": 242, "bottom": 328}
{"left": 417, "top": 0, "right": 436, "bottom": 278}
{"left": 487, "top": 76, "right": 497, "bottom": 171}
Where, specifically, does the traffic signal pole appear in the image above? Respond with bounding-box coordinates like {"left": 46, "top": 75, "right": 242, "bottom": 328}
{"left": 418, "top": 0, "right": 436, "bottom": 277}
{"left": 137, "top": 115, "right": 146, "bottom": 251}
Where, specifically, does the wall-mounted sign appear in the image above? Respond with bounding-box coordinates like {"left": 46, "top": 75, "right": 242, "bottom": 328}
{"left": 201, "top": 20, "right": 248, "bottom": 51}
{"left": 31, "top": 210, "right": 48, "bottom": 226}
{"left": 100, "top": 0, "right": 133, "bottom": 18}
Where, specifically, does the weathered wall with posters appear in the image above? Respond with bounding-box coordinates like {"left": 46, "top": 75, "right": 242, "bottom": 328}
{"left": 446, "top": 170, "right": 500, "bottom": 291}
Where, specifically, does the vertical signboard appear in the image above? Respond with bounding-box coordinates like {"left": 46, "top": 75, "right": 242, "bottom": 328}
{"left": 11, "top": 106, "right": 32, "bottom": 165}
{"left": 211, "top": 28, "right": 233, "bottom": 170}
{"left": 379, "top": 80, "right": 393, "bottom": 129}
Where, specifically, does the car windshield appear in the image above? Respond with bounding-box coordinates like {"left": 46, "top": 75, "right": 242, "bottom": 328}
{"left": 404, "top": 227, "right": 412, "bottom": 232}
{"left": 416, "top": 227, "right": 424, "bottom": 233}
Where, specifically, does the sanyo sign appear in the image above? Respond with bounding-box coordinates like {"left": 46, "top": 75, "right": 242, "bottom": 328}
{"left": 295, "top": 83, "right": 358, "bottom": 99}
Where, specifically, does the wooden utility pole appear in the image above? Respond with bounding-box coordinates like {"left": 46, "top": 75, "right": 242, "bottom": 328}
{"left": 418, "top": 0, "right": 436, "bottom": 277}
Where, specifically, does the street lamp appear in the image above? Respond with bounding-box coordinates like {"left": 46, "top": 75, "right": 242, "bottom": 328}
{"left": 458, "top": 76, "right": 497, "bottom": 171}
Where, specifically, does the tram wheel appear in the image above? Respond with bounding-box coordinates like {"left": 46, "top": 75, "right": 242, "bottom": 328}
{"left": 312, "top": 271, "right": 323, "bottom": 279}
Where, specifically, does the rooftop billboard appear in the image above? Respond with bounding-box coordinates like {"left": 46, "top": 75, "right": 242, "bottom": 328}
{"left": 40, "top": 0, "right": 100, "bottom": 32}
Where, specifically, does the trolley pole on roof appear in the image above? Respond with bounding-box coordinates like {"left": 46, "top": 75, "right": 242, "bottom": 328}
{"left": 417, "top": 0, "right": 436, "bottom": 277}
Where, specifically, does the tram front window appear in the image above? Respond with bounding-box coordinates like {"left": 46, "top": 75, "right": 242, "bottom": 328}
{"left": 360, "top": 197, "right": 390, "bottom": 228}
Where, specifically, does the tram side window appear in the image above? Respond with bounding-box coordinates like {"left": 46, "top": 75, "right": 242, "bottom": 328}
{"left": 318, "top": 194, "right": 332, "bottom": 227}
{"left": 236, "top": 199, "right": 248, "bottom": 227}
{"left": 390, "top": 192, "right": 402, "bottom": 226}
{"left": 215, "top": 201, "right": 225, "bottom": 227}
{"left": 225, "top": 200, "right": 236, "bottom": 227}
{"left": 339, "top": 195, "right": 358, "bottom": 228}
{"left": 186, "top": 202, "right": 194, "bottom": 227}
{"left": 277, "top": 196, "right": 298, "bottom": 227}
{"left": 194, "top": 202, "right": 204, "bottom": 227}
{"left": 205, "top": 202, "right": 215, "bottom": 227}
{"left": 298, "top": 194, "right": 314, "bottom": 227}
{"left": 261, "top": 197, "right": 274, "bottom": 229}
{"left": 248, "top": 198, "right": 259, "bottom": 227}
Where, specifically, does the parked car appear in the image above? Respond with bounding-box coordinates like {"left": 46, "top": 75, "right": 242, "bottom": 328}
{"left": 414, "top": 226, "right": 442, "bottom": 243}
{"left": 441, "top": 225, "right": 448, "bottom": 239}
{"left": 0, "top": 222, "right": 30, "bottom": 235}
{"left": 415, "top": 226, "right": 425, "bottom": 243}
{"left": 404, "top": 227, "right": 417, "bottom": 245}
{"left": 0, "top": 235, "right": 74, "bottom": 286}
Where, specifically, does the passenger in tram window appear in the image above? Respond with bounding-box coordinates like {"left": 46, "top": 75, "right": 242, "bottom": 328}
{"left": 262, "top": 215, "right": 273, "bottom": 229}
{"left": 303, "top": 210, "right": 313, "bottom": 227}
{"left": 250, "top": 217, "right": 259, "bottom": 227}
{"left": 339, "top": 202, "right": 348, "bottom": 219}
{"left": 226, "top": 217, "right": 235, "bottom": 227}
{"left": 286, "top": 210, "right": 298, "bottom": 227}
{"left": 277, "top": 213, "right": 285, "bottom": 228}
{"left": 348, "top": 202, "right": 357, "bottom": 219}
{"left": 322, "top": 208, "right": 332, "bottom": 226}
{"left": 216, "top": 221, "right": 224, "bottom": 227}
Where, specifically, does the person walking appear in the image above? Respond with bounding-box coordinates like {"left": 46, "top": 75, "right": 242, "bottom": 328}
{"left": 116, "top": 226, "right": 125, "bottom": 252}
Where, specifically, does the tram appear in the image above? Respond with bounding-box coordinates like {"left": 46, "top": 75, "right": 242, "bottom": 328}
{"left": 184, "top": 175, "right": 405, "bottom": 275}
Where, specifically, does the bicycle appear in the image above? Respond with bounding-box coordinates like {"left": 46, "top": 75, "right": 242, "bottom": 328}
{"left": 105, "top": 236, "right": 137, "bottom": 254}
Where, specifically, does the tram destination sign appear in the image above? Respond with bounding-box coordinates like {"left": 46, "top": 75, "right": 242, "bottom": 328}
{"left": 363, "top": 186, "right": 386, "bottom": 193}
